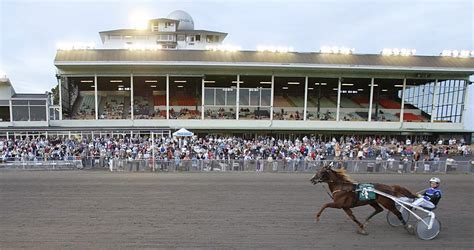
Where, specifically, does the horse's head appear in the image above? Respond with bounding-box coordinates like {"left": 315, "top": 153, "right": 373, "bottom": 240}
{"left": 310, "top": 163, "right": 333, "bottom": 185}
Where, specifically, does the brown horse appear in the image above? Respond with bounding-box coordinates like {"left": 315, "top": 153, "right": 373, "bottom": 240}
{"left": 310, "top": 163, "right": 417, "bottom": 235}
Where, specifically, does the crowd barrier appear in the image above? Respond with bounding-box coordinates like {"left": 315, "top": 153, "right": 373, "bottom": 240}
{"left": 0, "top": 157, "right": 473, "bottom": 174}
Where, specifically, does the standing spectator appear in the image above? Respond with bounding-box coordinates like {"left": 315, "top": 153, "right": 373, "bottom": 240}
{"left": 375, "top": 155, "right": 382, "bottom": 172}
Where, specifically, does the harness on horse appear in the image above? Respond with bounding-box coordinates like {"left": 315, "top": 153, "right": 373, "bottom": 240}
{"left": 323, "top": 180, "right": 357, "bottom": 199}
{"left": 323, "top": 181, "right": 376, "bottom": 201}
{"left": 355, "top": 184, "right": 376, "bottom": 201}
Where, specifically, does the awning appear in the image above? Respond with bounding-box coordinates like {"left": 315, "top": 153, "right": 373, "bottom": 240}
{"left": 173, "top": 128, "right": 194, "bottom": 137}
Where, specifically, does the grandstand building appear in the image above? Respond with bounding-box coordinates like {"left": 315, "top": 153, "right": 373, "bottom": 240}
{"left": 1, "top": 10, "right": 473, "bottom": 141}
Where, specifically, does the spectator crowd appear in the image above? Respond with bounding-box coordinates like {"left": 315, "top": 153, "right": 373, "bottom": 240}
{"left": 0, "top": 135, "right": 471, "bottom": 169}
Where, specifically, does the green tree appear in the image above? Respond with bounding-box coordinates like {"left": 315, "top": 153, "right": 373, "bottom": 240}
{"left": 51, "top": 84, "right": 59, "bottom": 105}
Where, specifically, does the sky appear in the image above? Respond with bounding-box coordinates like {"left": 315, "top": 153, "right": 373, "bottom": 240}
{"left": 0, "top": 0, "right": 473, "bottom": 128}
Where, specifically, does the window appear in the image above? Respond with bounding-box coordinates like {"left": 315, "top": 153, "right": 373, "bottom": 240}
{"left": 158, "top": 35, "right": 175, "bottom": 41}
{"left": 109, "top": 35, "right": 122, "bottom": 40}
{"left": 30, "top": 106, "right": 46, "bottom": 121}
{"left": 177, "top": 34, "right": 185, "bottom": 41}
{"left": 239, "top": 89, "right": 249, "bottom": 106}
{"left": 195, "top": 35, "right": 201, "bottom": 42}
{"left": 29, "top": 100, "right": 46, "bottom": 105}
{"left": 205, "top": 89, "right": 214, "bottom": 105}
{"left": 0, "top": 106, "right": 9, "bottom": 122}
{"left": 206, "top": 35, "right": 214, "bottom": 43}
{"left": 11, "top": 100, "right": 47, "bottom": 121}
{"left": 12, "top": 106, "right": 28, "bottom": 121}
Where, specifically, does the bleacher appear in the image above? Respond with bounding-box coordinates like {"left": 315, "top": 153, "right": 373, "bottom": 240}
{"left": 307, "top": 96, "right": 336, "bottom": 107}
{"left": 154, "top": 95, "right": 166, "bottom": 106}
{"left": 352, "top": 96, "right": 369, "bottom": 107}
{"left": 176, "top": 96, "right": 198, "bottom": 106}
{"left": 396, "top": 112, "right": 427, "bottom": 122}
{"left": 134, "top": 96, "right": 154, "bottom": 118}
{"left": 380, "top": 99, "right": 401, "bottom": 109}
{"left": 100, "top": 96, "right": 125, "bottom": 119}
{"left": 287, "top": 96, "right": 305, "bottom": 107}
{"left": 274, "top": 96, "right": 294, "bottom": 107}
{"left": 332, "top": 96, "right": 361, "bottom": 108}
{"left": 73, "top": 94, "right": 96, "bottom": 119}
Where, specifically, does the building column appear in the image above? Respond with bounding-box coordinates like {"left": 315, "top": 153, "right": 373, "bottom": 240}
{"left": 9, "top": 99, "right": 13, "bottom": 122}
{"left": 336, "top": 77, "right": 342, "bottom": 121}
{"left": 130, "top": 73, "right": 134, "bottom": 120}
{"left": 431, "top": 79, "right": 439, "bottom": 123}
{"left": 166, "top": 74, "right": 169, "bottom": 119}
{"left": 59, "top": 76, "right": 63, "bottom": 120}
{"left": 400, "top": 78, "right": 407, "bottom": 124}
{"left": 460, "top": 79, "right": 469, "bottom": 124}
{"left": 303, "top": 76, "right": 308, "bottom": 121}
{"left": 368, "top": 78, "right": 375, "bottom": 122}
{"left": 236, "top": 75, "right": 240, "bottom": 120}
{"left": 94, "top": 74, "right": 98, "bottom": 120}
{"left": 270, "top": 75, "right": 274, "bottom": 121}
{"left": 28, "top": 102, "right": 31, "bottom": 121}
{"left": 46, "top": 100, "right": 50, "bottom": 124}
{"left": 201, "top": 78, "right": 205, "bottom": 120}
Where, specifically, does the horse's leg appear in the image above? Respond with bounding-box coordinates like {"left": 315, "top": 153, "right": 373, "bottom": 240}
{"left": 342, "top": 208, "right": 368, "bottom": 235}
{"left": 364, "top": 202, "right": 384, "bottom": 226}
{"left": 315, "top": 202, "right": 337, "bottom": 221}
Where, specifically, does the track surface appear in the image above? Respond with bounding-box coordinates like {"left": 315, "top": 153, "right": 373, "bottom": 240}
{"left": 0, "top": 171, "right": 472, "bottom": 249}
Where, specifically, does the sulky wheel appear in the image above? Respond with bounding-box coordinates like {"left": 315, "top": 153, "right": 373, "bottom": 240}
{"left": 386, "top": 204, "right": 410, "bottom": 227}
{"left": 416, "top": 216, "right": 441, "bottom": 240}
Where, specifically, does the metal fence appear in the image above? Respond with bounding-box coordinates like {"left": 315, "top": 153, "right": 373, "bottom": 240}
{"left": 1, "top": 157, "right": 473, "bottom": 174}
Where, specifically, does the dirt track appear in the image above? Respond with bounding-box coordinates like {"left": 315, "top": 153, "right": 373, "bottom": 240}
{"left": 0, "top": 171, "right": 472, "bottom": 249}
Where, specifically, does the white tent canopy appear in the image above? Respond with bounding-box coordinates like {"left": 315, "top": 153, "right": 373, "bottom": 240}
{"left": 173, "top": 128, "right": 194, "bottom": 137}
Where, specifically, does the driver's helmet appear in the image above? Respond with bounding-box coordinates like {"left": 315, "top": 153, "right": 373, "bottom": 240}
{"left": 429, "top": 177, "right": 441, "bottom": 184}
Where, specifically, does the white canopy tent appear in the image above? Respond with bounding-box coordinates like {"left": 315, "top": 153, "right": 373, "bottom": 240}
{"left": 173, "top": 128, "right": 194, "bottom": 137}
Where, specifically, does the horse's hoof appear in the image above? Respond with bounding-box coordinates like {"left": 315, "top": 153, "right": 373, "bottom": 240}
{"left": 404, "top": 224, "right": 415, "bottom": 234}
{"left": 357, "top": 229, "right": 369, "bottom": 235}
{"left": 357, "top": 228, "right": 369, "bottom": 235}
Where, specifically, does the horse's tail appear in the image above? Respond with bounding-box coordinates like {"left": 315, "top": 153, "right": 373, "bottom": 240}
{"left": 391, "top": 185, "right": 417, "bottom": 198}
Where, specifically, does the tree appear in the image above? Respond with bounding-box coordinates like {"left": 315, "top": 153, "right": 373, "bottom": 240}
{"left": 51, "top": 84, "right": 59, "bottom": 105}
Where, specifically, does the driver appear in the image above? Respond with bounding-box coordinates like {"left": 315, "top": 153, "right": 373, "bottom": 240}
{"left": 412, "top": 177, "right": 442, "bottom": 210}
